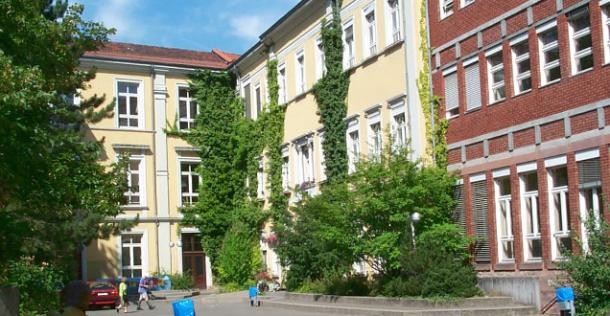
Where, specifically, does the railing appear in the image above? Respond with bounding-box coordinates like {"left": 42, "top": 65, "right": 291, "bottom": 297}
{"left": 541, "top": 296, "right": 557, "bottom": 314}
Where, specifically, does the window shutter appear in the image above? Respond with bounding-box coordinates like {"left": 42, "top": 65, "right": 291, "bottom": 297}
{"left": 453, "top": 184, "right": 466, "bottom": 232}
{"left": 471, "top": 180, "right": 491, "bottom": 263}
{"left": 578, "top": 158, "right": 601, "bottom": 188}
{"left": 444, "top": 72, "right": 458, "bottom": 111}
{"left": 465, "top": 63, "right": 481, "bottom": 110}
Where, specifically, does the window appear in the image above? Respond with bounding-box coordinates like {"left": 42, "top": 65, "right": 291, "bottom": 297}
{"left": 461, "top": 0, "right": 474, "bottom": 7}
{"left": 511, "top": 38, "right": 532, "bottom": 95}
{"left": 487, "top": 49, "right": 506, "bottom": 103}
{"left": 471, "top": 178, "right": 491, "bottom": 263}
{"left": 568, "top": 7, "right": 593, "bottom": 74}
{"left": 444, "top": 70, "right": 459, "bottom": 118}
{"left": 346, "top": 120, "right": 360, "bottom": 173}
{"left": 117, "top": 81, "right": 142, "bottom": 128}
{"left": 296, "top": 139, "right": 314, "bottom": 186}
{"left": 282, "top": 148, "right": 289, "bottom": 191}
{"left": 178, "top": 87, "right": 197, "bottom": 130}
{"left": 255, "top": 84, "right": 262, "bottom": 116}
{"left": 495, "top": 176, "right": 514, "bottom": 262}
{"left": 548, "top": 166, "right": 571, "bottom": 260}
{"left": 316, "top": 38, "right": 326, "bottom": 79}
{"left": 538, "top": 23, "right": 561, "bottom": 85}
{"left": 318, "top": 133, "right": 326, "bottom": 182}
{"left": 369, "top": 122, "right": 382, "bottom": 159}
{"left": 121, "top": 234, "right": 143, "bottom": 278}
{"left": 577, "top": 156, "right": 602, "bottom": 253}
{"left": 343, "top": 23, "right": 355, "bottom": 69}
{"left": 520, "top": 171, "right": 542, "bottom": 261}
{"left": 386, "top": 0, "right": 401, "bottom": 45}
{"left": 278, "top": 65, "right": 287, "bottom": 104}
{"left": 296, "top": 51, "right": 305, "bottom": 95}
{"left": 363, "top": 6, "right": 377, "bottom": 58}
{"left": 257, "top": 158, "right": 265, "bottom": 199}
{"left": 602, "top": 4, "right": 610, "bottom": 64}
{"left": 464, "top": 59, "right": 481, "bottom": 111}
{"left": 390, "top": 101, "right": 407, "bottom": 151}
{"left": 243, "top": 83, "right": 251, "bottom": 118}
{"left": 440, "top": 0, "right": 454, "bottom": 18}
{"left": 124, "top": 156, "right": 145, "bottom": 206}
{"left": 180, "top": 161, "right": 199, "bottom": 206}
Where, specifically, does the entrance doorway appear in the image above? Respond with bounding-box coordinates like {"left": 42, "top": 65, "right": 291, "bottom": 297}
{"left": 181, "top": 233, "right": 206, "bottom": 289}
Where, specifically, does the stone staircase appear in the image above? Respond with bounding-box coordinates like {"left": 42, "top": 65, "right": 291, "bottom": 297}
{"left": 262, "top": 292, "right": 540, "bottom": 315}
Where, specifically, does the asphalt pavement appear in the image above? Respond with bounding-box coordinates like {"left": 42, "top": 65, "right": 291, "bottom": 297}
{"left": 87, "top": 291, "right": 322, "bottom": 316}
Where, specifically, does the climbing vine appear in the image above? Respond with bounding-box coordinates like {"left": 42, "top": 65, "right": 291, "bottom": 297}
{"left": 417, "top": 1, "right": 448, "bottom": 168}
{"left": 312, "top": 0, "right": 350, "bottom": 183}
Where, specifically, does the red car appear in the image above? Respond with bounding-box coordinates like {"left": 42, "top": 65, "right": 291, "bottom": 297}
{"left": 88, "top": 281, "right": 119, "bottom": 309}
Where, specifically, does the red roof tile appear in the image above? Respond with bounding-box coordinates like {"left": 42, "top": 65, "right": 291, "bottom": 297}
{"left": 83, "top": 42, "right": 238, "bottom": 69}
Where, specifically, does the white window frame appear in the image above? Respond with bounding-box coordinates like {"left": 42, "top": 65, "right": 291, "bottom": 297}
{"left": 178, "top": 158, "right": 200, "bottom": 207}
{"left": 547, "top": 165, "right": 570, "bottom": 261}
{"left": 278, "top": 63, "right": 287, "bottom": 104}
{"left": 486, "top": 46, "right": 506, "bottom": 104}
{"left": 242, "top": 81, "right": 252, "bottom": 119}
{"left": 343, "top": 21, "right": 356, "bottom": 69}
{"left": 316, "top": 37, "right": 326, "bottom": 80}
{"left": 568, "top": 6, "right": 593, "bottom": 75}
{"left": 389, "top": 101, "right": 407, "bottom": 152}
{"left": 295, "top": 137, "right": 315, "bottom": 186}
{"left": 510, "top": 35, "right": 532, "bottom": 95}
{"left": 118, "top": 231, "right": 148, "bottom": 278}
{"left": 440, "top": 0, "right": 454, "bottom": 19}
{"left": 177, "top": 84, "right": 198, "bottom": 131}
{"left": 362, "top": 5, "right": 377, "bottom": 58}
{"left": 385, "top": 0, "right": 401, "bottom": 46}
{"left": 254, "top": 83, "right": 262, "bottom": 118}
{"left": 317, "top": 132, "right": 327, "bottom": 182}
{"left": 519, "top": 169, "right": 542, "bottom": 262}
{"left": 295, "top": 50, "right": 306, "bottom": 95}
{"left": 257, "top": 157, "right": 265, "bottom": 199}
{"left": 281, "top": 146, "right": 290, "bottom": 192}
{"left": 367, "top": 110, "right": 383, "bottom": 159}
{"left": 124, "top": 155, "right": 146, "bottom": 207}
{"left": 602, "top": 3, "right": 610, "bottom": 64}
{"left": 115, "top": 79, "right": 144, "bottom": 129}
{"left": 443, "top": 67, "right": 459, "bottom": 118}
{"left": 461, "top": 0, "right": 474, "bottom": 8}
{"left": 346, "top": 118, "right": 360, "bottom": 174}
{"left": 494, "top": 173, "right": 514, "bottom": 263}
{"left": 537, "top": 21, "right": 561, "bottom": 86}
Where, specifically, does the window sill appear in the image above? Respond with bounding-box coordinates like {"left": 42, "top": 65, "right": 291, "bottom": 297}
{"left": 488, "top": 98, "right": 506, "bottom": 106}
{"left": 494, "top": 262, "right": 516, "bottom": 271}
{"left": 520, "top": 261, "right": 543, "bottom": 270}
{"left": 571, "top": 67, "right": 594, "bottom": 77}
{"left": 465, "top": 106, "right": 482, "bottom": 114}
{"left": 513, "top": 89, "right": 532, "bottom": 98}
{"left": 475, "top": 262, "right": 491, "bottom": 271}
{"left": 121, "top": 205, "right": 149, "bottom": 211}
{"left": 440, "top": 13, "right": 454, "bottom": 20}
{"left": 539, "top": 79, "right": 561, "bottom": 89}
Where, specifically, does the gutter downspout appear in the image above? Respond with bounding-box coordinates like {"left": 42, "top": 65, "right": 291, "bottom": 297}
{"left": 424, "top": 0, "right": 436, "bottom": 164}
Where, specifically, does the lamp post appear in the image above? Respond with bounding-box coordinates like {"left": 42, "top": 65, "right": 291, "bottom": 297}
{"left": 410, "top": 212, "right": 421, "bottom": 248}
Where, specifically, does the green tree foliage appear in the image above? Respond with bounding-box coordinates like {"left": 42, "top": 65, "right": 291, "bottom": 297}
{"left": 560, "top": 216, "right": 610, "bottom": 315}
{"left": 180, "top": 70, "right": 264, "bottom": 271}
{"left": 0, "top": 0, "right": 129, "bottom": 274}
{"left": 312, "top": 0, "right": 350, "bottom": 183}
{"left": 216, "top": 222, "right": 262, "bottom": 287}
{"left": 4, "top": 260, "right": 64, "bottom": 315}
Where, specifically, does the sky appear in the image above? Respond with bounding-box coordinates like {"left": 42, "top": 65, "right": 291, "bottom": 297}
{"left": 73, "top": 0, "right": 301, "bottom": 54}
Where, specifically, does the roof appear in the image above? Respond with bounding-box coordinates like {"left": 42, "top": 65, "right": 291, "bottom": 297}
{"left": 83, "top": 42, "right": 239, "bottom": 70}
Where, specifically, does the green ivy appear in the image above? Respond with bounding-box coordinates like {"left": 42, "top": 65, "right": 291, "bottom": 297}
{"left": 416, "top": 1, "right": 448, "bottom": 168}
{"left": 312, "top": 0, "right": 350, "bottom": 184}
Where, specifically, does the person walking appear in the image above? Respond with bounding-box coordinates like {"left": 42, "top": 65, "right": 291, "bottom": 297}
{"left": 136, "top": 275, "right": 155, "bottom": 310}
{"left": 116, "top": 277, "right": 128, "bottom": 313}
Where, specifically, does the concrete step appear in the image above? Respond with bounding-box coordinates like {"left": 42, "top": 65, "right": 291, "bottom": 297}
{"left": 280, "top": 293, "right": 520, "bottom": 309}
{"left": 265, "top": 299, "right": 540, "bottom": 316}
{"left": 149, "top": 290, "right": 200, "bottom": 300}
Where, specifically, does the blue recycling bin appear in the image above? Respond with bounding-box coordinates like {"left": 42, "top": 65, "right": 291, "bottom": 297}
{"left": 172, "top": 299, "right": 195, "bottom": 316}
{"left": 555, "top": 287, "right": 575, "bottom": 316}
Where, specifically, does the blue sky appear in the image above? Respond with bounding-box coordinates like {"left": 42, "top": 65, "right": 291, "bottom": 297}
{"left": 74, "top": 0, "right": 301, "bottom": 54}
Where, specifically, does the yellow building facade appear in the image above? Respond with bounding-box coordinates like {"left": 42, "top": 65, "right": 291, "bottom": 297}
{"left": 79, "top": 42, "right": 237, "bottom": 288}
{"left": 233, "top": 0, "right": 428, "bottom": 279}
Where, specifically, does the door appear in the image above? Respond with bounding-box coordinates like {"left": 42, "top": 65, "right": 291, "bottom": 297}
{"left": 181, "top": 233, "right": 206, "bottom": 289}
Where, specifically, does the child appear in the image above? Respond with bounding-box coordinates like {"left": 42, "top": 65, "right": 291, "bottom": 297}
{"left": 116, "top": 277, "right": 128, "bottom": 313}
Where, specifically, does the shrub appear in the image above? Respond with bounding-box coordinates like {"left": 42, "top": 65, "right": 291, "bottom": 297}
{"left": 216, "top": 222, "right": 261, "bottom": 287}
{"left": 3, "top": 260, "right": 64, "bottom": 315}
{"left": 169, "top": 273, "right": 195, "bottom": 290}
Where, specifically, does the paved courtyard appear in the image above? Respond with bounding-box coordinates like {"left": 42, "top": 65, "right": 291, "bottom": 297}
{"left": 87, "top": 291, "right": 322, "bottom": 316}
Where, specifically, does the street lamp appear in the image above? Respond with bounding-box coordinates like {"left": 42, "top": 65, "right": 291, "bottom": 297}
{"left": 410, "top": 212, "right": 421, "bottom": 248}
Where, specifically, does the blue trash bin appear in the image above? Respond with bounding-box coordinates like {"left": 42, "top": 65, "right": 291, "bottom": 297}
{"left": 172, "top": 299, "right": 195, "bottom": 316}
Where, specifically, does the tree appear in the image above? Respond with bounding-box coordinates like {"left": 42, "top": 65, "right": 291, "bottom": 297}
{"left": 560, "top": 215, "right": 610, "bottom": 315}
{"left": 0, "top": 0, "right": 131, "bottom": 312}
{"left": 216, "top": 221, "right": 262, "bottom": 287}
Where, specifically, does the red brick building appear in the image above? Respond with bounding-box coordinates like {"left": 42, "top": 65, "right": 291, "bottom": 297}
{"left": 428, "top": 0, "right": 610, "bottom": 309}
